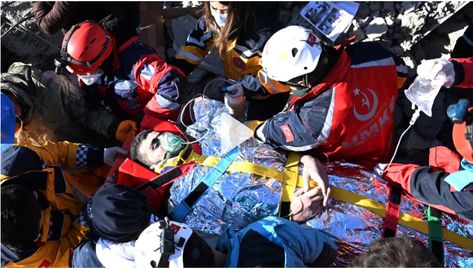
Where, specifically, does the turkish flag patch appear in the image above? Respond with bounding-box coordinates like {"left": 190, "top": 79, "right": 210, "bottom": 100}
{"left": 170, "top": 223, "right": 181, "bottom": 234}
{"left": 280, "top": 124, "right": 295, "bottom": 142}
{"left": 306, "top": 33, "right": 316, "bottom": 47}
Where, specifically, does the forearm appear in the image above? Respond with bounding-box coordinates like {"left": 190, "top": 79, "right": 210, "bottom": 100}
{"left": 384, "top": 164, "right": 473, "bottom": 217}
{"left": 173, "top": 17, "right": 212, "bottom": 75}
{"left": 240, "top": 72, "right": 291, "bottom": 98}
{"left": 24, "top": 141, "right": 103, "bottom": 169}
{"left": 409, "top": 167, "right": 473, "bottom": 217}
{"left": 31, "top": 1, "right": 76, "bottom": 34}
{"left": 63, "top": 84, "right": 120, "bottom": 140}
{"left": 451, "top": 57, "right": 473, "bottom": 88}
{"left": 255, "top": 94, "right": 331, "bottom": 151}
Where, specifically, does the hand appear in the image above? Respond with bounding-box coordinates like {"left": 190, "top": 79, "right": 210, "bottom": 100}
{"left": 417, "top": 58, "right": 455, "bottom": 88}
{"left": 223, "top": 83, "right": 246, "bottom": 120}
{"left": 290, "top": 187, "right": 326, "bottom": 222}
{"left": 300, "top": 155, "right": 330, "bottom": 206}
{"left": 221, "top": 83, "right": 244, "bottom": 97}
{"left": 104, "top": 147, "right": 128, "bottom": 166}
{"left": 115, "top": 120, "right": 137, "bottom": 142}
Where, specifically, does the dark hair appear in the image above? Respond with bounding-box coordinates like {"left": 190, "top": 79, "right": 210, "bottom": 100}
{"left": 203, "top": 2, "right": 256, "bottom": 59}
{"left": 183, "top": 232, "right": 215, "bottom": 267}
{"left": 351, "top": 236, "right": 441, "bottom": 267}
{"left": 1, "top": 184, "right": 42, "bottom": 250}
{"left": 130, "top": 129, "right": 154, "bottom": 167}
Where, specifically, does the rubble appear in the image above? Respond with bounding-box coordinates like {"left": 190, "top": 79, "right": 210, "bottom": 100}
{"left": 366, "top": 17, "right": 388, "bottom": 40}
{"left": 1, "top": 1, "right": 472, "bottom": 74}
{"left": 1, "top": 1, "right": 62, "bottom": 71}
{"left": 289, "top": 1, "right": 472, "bottom": 71}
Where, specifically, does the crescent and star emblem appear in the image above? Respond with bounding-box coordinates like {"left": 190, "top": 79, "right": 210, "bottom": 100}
{"left": 353, "top": 88, "right": 379, "bottom": 121}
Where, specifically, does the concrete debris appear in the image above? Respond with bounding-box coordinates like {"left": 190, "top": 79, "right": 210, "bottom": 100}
{"left": 366, "top": 17, "right": 388, "bottom": 40}
{"left": 1, "top": 1, "right": 62, "bottom": 71}
{"left": 351, "top": 2, "right": 471, "bottom": 61}
{"left": 1, "top": 1, "right": 472, "bottom": 75}
{"left": 290, "top": 1, "right": 471, "bottom": 69}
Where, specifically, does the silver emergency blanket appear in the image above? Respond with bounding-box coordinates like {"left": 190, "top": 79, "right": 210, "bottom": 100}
{"left": 168, "top": 97, "right": 287, "bottom": 235}
{"left": 169, "top": 97, "right": 472, "bottom": 267}
{"left": 307, "top": 162, "right": 473, "bottom": 267}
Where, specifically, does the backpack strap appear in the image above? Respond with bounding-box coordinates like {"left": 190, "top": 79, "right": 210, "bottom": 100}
{"left": 382, "top": 183, "right": 402, "bottom": 237}
{"left": 426, "top": 206, "right": 444, "bottom": 264}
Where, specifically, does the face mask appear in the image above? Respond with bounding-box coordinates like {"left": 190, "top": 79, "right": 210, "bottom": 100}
{"left": 158, "top": 133, "right": 186, "bottom": 159}
{"left": 78, "top": 69, "right": 104, "bottom": 85}
{"left": 211, "top": 9, "right": 227, "bottom": 28}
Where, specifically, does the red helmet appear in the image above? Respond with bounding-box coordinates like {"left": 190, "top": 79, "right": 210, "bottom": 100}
{"left": 60, "top": 21, "right": 113, "bottom": 75}
{"left": 452, "top": 108, "right": 473, "bottom": 163}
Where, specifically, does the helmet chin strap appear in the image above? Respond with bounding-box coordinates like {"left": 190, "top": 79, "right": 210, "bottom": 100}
{"left": 303, "top": 73, "right": 310, "bottom": 88}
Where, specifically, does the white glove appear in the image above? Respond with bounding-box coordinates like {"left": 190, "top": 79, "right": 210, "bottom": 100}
{"left": 417, "top": 58, "right": 455, "bottom": 88}
{"left": 223, "top": 83, "right": 246, "bottom": 120}
{"left": 103, "top": 147, "right": 128, "bottom": 166}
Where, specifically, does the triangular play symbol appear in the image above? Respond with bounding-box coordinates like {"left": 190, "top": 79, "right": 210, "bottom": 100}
{"left": 220, "top": 113, "right": 253, "bottom": 154}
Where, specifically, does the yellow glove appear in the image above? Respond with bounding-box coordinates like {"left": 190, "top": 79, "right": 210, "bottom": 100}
{"left": 243, "top": 120, "right": 263, "bottom": 132}
{"left": 115, "top": 120, "right": 137, "bottom": 142}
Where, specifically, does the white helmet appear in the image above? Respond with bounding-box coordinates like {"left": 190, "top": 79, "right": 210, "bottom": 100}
{"left": 261, "top": 25, "right": 322, "bottom": 82}
{"left": 135, "top": 219, "right": 193, "bottom": 268}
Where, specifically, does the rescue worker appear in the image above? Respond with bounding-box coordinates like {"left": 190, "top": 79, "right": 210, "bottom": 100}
{"left": 1, "top": 183, "right": 85, "bottom": 268}
{"left": 56, "top": 20, "right": 187, "bottom": 122}
{"left": 134, "top": 216, "right": 338, "bottom": 267}
{"left": 0, "top": 88, "right": 126, "bottom": 197}
{"left": 1, "top": 62, "right": 135, "bottom": 145}
{"left": 72, "top": 184, "right": 155, "bottom": 268}
{"left": 381, "top": 55, "right": 473, "bottom": 219}
{"left": 392, "top": 29, "right": 472, "bottom": 166}
{"left": 382, "top": 129, "right": 473, "bottom": 219}
{"left": 0, "top": 140, "right": 123, "bottom": 267}
{"left": 171, "top": 2, "right": 289, "bottom": 120}
{"left": 130, "top": 97, "right": 330, "bottom": 236}
{"left": 251, "top": 25, "right": 409, "bottom": 163}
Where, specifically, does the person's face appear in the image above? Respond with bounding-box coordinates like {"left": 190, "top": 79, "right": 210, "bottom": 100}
{"left": 138, "top": 131, "right": 168, "bottom": 165}
{"left": 209, "top": 2, "right": 229, "bottom": 15}
{"left": 210, "top": 2, "right": 229, "bottom": 28}
{"left": 138, "top": 131, "right": 186, "bottom": 166}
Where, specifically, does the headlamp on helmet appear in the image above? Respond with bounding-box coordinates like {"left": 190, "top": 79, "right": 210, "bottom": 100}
{"left": 261, "top": 26, "right": 322, "bottom": 83}
{"left": 135, "top": 218, "right": 193, "bottom": 268}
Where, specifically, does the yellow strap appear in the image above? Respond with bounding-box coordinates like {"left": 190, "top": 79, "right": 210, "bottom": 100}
{"left": 281, "top": 153, "right": 301, "bottom": 203}
{"left": 161, "top": 150, "right": 473, "bottom": 249}
{"left": 330, "top": 187, "right": 473, "bottom": 250}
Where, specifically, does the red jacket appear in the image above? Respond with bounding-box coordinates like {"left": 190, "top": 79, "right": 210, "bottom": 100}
{"left": 383, "top": 146, "right": 473, "bottom": 219}
{"left": 256, "top": 42, "right": 408, "bottom": 162}
{"left": 91, "top": 35, "right": 185, "bottom": 122}
{"left": 451, "top": 57, "right": 473, "bottom": 88}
